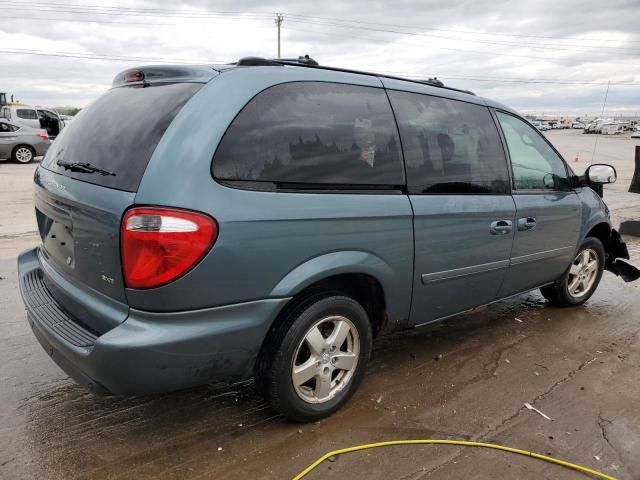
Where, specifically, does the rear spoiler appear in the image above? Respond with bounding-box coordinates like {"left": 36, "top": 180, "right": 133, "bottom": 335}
{"left": 112, "top": 65, "right": 218, "bottom": 87}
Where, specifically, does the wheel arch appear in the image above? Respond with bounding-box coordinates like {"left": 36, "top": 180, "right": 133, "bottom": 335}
{"left": 255, "top": 270, "right": 389, "bottom": 390}
{"left": 269, "top": 250, "right": 408, "bottom": 323}
{"left": 256, "top": 249, "right": 407, "bottom": 380}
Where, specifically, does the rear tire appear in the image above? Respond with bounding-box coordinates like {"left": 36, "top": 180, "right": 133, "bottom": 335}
{"left": 12, "top": 145, "right": 35, "bottom": 164}
{"left": 261, "top": 294, "right": 372, "bottom": 422}
{"left": 540, "top": 237, "right": 605, "bottom": 307}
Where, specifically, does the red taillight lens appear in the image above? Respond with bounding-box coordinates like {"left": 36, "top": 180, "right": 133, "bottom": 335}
{"left": 121, "top": 207, "right": 218, "bottom": 289}
{"left": 124, "top": 69, "right": 145, "bottom": 83}
{"left": 37, "top": 132, "right": 49, "bottom": 141}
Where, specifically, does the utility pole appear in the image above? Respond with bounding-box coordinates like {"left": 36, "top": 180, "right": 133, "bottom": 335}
{"left": 275, "top": 13, "right": 283, "bottom": 58}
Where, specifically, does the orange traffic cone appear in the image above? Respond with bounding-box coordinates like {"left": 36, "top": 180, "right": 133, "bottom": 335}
{"left": 573, "top": 152, "right": 580, "bottom": 163}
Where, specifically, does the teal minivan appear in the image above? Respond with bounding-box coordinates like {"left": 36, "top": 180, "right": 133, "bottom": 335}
{"left": 17, "top": 56, "right": 634, "bottom": 422}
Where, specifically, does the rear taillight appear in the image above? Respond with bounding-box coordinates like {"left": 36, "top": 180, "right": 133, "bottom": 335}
{"left": 121, "top": 207, "right": 218, "bottom": 289}
{"left": 37, "top": 132, "right": 49, "bottom": 141}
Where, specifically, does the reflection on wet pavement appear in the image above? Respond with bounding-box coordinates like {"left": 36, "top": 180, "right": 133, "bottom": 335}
{"left": 2, "top": 255, "right": 639, "bottom": 479}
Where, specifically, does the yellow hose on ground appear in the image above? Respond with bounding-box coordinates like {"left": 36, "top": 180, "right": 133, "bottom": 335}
{"left": 292, "top": 439, "right": 616, "bottom": 480}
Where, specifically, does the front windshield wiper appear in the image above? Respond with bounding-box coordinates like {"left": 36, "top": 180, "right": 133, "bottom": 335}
{"left": 56, "top": 160, "right": 116, "bottom": 176}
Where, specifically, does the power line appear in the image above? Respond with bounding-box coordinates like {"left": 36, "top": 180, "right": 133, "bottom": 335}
{"left": 2, "top": 3, "right": 274, "bottom": 20}
{"left": 0, "top": 48, "right": 227, "bottom": 64}
{"left": 7, "top": 0, "right": 640, "bottom": 46}
{"left": 1, "top": 47, "right": 637, "bottom": 87}
{"left": 2, "top": 15, "right": 174, "bottom": 26}
{"left": 6, "top": 1, "right": 640, "bottom": 51}
{"left": 284, "top": 13, "right": 640, "bottom": 45}
{"left": 4, "top": 2, "right": 640, "bottom": 66}
{"left": 281, "top": 24, "right": 640, "bottom": 67}
{"left": 286, "top": 18, "right": 640, "bottom": 56}
{"left": 591, "top": 81, "right": 611, "bottom": 161}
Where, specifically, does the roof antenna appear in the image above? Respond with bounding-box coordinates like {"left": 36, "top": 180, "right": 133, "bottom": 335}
{"left": 591, "top": 80, "right": 610, "bottom": 163}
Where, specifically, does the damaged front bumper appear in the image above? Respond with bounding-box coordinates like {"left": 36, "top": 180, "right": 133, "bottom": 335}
{"left": 604, "top": 229, "right": 640, "bottom": 282}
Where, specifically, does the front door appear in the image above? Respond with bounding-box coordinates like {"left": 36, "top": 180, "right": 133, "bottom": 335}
{"left": 0, "top": 121, "right": 17, "bottom": 158}
{"left": 386, "top": 88, "right": 515, "bottom": 326}
{"left": 495, "top": 112, "right": 582, "bottom": 297}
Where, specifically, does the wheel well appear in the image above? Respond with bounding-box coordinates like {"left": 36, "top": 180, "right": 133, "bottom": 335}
{"left": 12, "top": 144, "right": 34, "bottom": 152}
{"left": 281, "top": 273, "right": 387, "bottom": 336}
{"left": 586, "top": 222, "right": 611, "bottom": 246}
{"left": 254, "top": 273, "right": 387, "bottom": 386}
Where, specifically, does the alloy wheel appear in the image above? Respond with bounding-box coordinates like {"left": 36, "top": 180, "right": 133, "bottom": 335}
{"left": 15, "top": 147, "right": 33, "bottom": 163}
{"left": 567, "top": 248, "right": 599, "bottom": 298}
{"left": 291, "top": 315, "right": 360, "bottom": 404}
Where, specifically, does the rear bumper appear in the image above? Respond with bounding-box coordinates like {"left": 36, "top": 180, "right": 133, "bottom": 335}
{"left": 34, "top": 141, "right": 50, "bottom": 157}
{"left": 18, "top": 248, "right": 290, "bottom": 395}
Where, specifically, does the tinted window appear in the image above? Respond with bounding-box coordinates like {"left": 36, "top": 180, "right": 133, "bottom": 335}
{"left": 497, "top": 112, "right": 568, "bottom": 190}
{"left": 0, "top": 122, "right": 15, "bottom": 132}
{"left": 213, "top": 82, "right": 404, "bottom": 187}
{"left": 41, "top": 83, "right": 201, "bottom": 192}
{"left": 388, "top": 91, "right": 509, "bottom": 194}
{"left": 17, "top": 109, "right": 38, "bottom": 120}
{"left": 38, "top": 110, "right": 57, "bottom": 121}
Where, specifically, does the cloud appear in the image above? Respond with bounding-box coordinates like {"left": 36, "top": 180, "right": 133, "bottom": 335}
{"left": 1, "top": 0, "right": 638, "bottom": 115}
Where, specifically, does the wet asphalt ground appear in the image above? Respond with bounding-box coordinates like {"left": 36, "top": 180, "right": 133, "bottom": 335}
{"left": 1, "top": 130, "right": 640, "bottom": 480}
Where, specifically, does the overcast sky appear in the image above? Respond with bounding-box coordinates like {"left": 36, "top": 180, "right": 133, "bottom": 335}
{"left": 1, "top": 0, "right": 639, "bottom": 116}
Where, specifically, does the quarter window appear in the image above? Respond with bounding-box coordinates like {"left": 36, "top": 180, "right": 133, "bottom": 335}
{"left": 497, "top": 112, "right": 569, "bottom": 190}
{"left": 0, "top": 122, "right": 14, "bottom": 132}
{"left": 212, "top": 82, "right": 404, "bottom": 188}
{"left": 388, "top": 91, "right": 509, "bottom": 194}
{"left": 17, "top": 109, "right": 38, "bottom": 120}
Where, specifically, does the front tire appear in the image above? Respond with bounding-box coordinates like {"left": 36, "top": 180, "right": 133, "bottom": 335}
{"left": 263, "top": 294, "right": 372, "bottom": 422}
{"left": 540, "top": 237, "right": 605, "bottom": 307}
{"left": 12, "top": 145, "right": 35, "bottom": 164}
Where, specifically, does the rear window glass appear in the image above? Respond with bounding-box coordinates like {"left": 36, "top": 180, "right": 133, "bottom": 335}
{"left": 41, "top": 83, "right": 202, "bottom": 192}
{"left": 0, "top": 122, "right": 17, "bottom": 132}
{"left": 212, "top": 82, "right": 404, "bottom": 188}
{"left": 17, "top": 109, "right": 38, "bottom": 120}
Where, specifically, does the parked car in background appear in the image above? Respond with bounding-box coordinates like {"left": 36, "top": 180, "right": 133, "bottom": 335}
{"left": 601, "top": 123, "right": 624, "bottom": 135}
{"left": 572, "top": 122, "right": 586, "bottom": 129}
{"left": 585, "top": 122, "right": 602, "bottom": 134}
{"left": 16, "top": 58, "right": 631, "bottom": 422}
{"left": 59, "top": 114, "right": 74, "bottom": 124}
{"left": 0, "top": 104, "right": 64, "bottom": 138}
{"left": 537, "top": 123, "right": 551, "bottom": 131}
{"left": 0, "top": 120, "right": 50, "bottom": 163}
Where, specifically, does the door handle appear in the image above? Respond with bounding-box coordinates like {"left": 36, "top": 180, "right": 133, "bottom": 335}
{"left": 517, "top": 217, "right": 537, "bottom": 231}
{"left": 490, "top": 220, "right": 513, "bottom": 235}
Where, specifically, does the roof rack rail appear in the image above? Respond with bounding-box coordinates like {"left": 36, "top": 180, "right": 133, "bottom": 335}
{"left": 274, "top": 54, "right": 319, "bottom": 66}
{"left": 235, "top": 55, "right": 475, "bottom": 96}
{"left": 236, "top": 55, "right": 318, "bottom": 67}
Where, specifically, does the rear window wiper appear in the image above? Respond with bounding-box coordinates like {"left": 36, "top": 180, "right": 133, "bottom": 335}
{"left": 56, "top": 160, "right": 116, "bottom": 176}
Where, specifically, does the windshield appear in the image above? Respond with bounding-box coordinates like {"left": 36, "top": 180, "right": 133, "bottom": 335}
{"left": 41, "top": 82, "right": 202, "bottom": 192}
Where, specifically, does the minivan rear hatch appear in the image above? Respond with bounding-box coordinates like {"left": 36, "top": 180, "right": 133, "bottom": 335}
{"left": 37, "top": 75, "right": 206, "bottom": 310}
